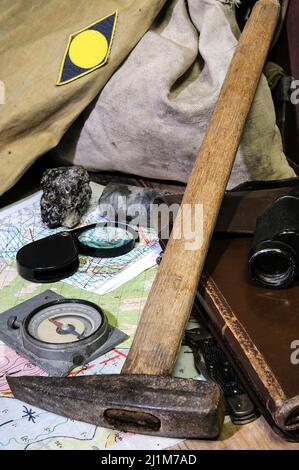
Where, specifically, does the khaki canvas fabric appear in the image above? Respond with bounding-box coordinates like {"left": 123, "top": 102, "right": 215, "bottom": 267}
{"left": 57, "top": 0, "right": 295, "bottom": 189}
{"left": 0, "top": 0, "right": 166, "bottom": 196}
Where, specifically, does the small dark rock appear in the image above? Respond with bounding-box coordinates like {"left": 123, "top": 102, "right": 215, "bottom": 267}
{"left": 40, "top": 166, "right": 92, "bottom": 228}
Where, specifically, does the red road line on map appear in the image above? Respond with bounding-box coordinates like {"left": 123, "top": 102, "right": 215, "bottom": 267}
{"left": 68, "top": 369, "right": 83, "bottom": 377}
{"left": 29, "top": 228, "right": 34, "bottom": 242}
{"left": 84, "top": 259, "right": 93, "bottom": 273}
{"left": 68, "top": 364, "right": 95, "bottom": 376}
{"left": 99, "top": 355, "right": 122, "bottom": 365}
{"left": 68, "top": 351, "right": 127, "bottom": 375}
{"left": 114, "top": 349, "right": 127, "bottom": 358}
{"left": 138, "top": 225, "right": 150, "bottom": 245}
{"left": 92, "top": 260, "right": 102, "bottom": 274}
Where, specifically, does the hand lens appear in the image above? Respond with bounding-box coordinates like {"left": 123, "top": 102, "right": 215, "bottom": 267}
{"left": 16, "top": 222, "right": 139, "bottom": 283}
{"left": 76, "top": 223, "right": 138, "bottom": 258}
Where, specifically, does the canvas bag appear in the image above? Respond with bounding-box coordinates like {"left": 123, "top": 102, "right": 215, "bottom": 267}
{"left": 0, "top": 0, "right": 166, "bottom": 196}
{"left": 56, "top": 0, "right": 295, "bottom": 189}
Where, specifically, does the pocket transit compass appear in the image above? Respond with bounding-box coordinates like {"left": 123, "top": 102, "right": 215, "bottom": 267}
{"left": 0, "top": 290, "right": 127, "bottom": 376}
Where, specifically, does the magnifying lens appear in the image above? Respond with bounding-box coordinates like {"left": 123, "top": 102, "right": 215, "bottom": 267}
{"left": 16, "top": 222, "right": 139, "bottom": 283}
{"left": 76, "top": 223, "right": 138, "bottom": 258}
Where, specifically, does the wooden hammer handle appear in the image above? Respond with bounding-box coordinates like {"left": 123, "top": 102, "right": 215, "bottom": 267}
{"left": 123, "top": 0, "right": 280, "bottom": 376}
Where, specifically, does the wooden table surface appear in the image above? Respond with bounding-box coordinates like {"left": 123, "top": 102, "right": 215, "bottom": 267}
{"left": 171, "top": 417, "right": 299, "bottom": 450}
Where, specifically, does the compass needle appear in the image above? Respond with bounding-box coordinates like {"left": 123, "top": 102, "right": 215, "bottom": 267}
{"left": 49, "top": 318, "right": 64, "bottom": 329}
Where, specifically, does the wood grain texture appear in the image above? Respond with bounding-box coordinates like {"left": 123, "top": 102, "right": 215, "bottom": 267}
{"left": 172, "top": 417, "right": 299, "bottom": 450}
{"left": 123, "top": 0, "right": 280, "bottom": 376}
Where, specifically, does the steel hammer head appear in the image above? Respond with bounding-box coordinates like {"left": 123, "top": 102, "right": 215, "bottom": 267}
{"left": 7, "top": 374, "right": 224, "bottom": 439}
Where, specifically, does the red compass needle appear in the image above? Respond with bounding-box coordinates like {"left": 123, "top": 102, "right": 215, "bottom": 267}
{"left": 49, "top": 318, "right": 64, "bottom": 329}
{"left": 48, "top": 317, "right": 83, "bottom": 339}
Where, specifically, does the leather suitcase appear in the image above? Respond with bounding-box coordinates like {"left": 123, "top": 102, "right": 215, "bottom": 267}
{"left": 195, "top": 180, "right": 299, "bottom": 441}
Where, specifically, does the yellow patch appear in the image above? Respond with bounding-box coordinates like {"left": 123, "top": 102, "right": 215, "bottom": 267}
{"left": 57, "top": 11, "right": 118, "bottom": 86}
{"left": 69, "top": 30, "right": 108, "bottom": 69}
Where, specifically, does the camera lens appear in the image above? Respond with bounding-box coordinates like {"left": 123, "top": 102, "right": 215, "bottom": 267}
{"left": 249, "top": 241, "right": 296, "bottom": 288}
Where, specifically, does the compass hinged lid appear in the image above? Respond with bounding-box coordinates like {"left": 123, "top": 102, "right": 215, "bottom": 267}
{"left": 16, "top": 232, "right": 79, "bottom": 283}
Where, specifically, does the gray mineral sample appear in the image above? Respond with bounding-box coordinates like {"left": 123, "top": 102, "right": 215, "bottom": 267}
{"left": 98, "top": 183, "right": 168, "bottom": 228}
{"left": 40, "top": 166, "right": 92, "bottom": 228}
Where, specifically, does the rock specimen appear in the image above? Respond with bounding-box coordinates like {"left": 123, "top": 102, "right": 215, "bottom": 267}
{"left": 40, "top": 166, "right": 92, "bottom": 228}
{"left": 98, "top": 183, "right": 165, "bottom": 228}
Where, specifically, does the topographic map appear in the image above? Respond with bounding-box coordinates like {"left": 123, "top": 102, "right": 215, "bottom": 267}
{"left": 0, "top": 185, "right": 184, "bottom": 450}
{"left": 0, "top": 254, "right": 182, "bottom": 450}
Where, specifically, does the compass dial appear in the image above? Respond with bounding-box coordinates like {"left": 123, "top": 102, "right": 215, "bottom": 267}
{"left": 26, "top": 302, "right": 103, "bottom": 344}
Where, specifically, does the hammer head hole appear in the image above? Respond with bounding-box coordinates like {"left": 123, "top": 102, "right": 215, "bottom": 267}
{"left": 104, "top": 409, "right": 161, "bottom": 432}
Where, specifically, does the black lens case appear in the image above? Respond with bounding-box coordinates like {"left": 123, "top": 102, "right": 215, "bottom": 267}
{"left": 16, "top": 222, "right": 139, "bottom": 283}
